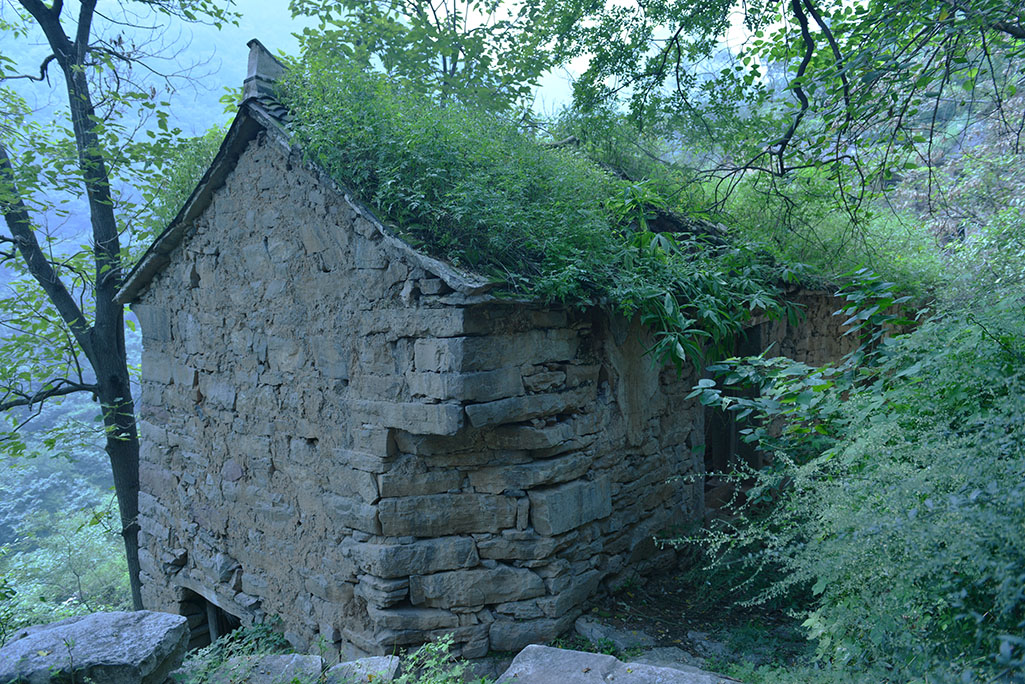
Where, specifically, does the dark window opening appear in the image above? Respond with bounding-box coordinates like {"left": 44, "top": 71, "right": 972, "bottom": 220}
{"left": 179, "top": 589, "right": 242, "bottom": 650}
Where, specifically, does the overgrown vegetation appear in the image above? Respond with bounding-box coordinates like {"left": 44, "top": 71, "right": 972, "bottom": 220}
{"left": 688, "top": 257, "right": 1025, "bottom": 679}
{"left": 174, "top": 622, "right": 292, "bottom": 683}
{"left": 393, "top": 634, "right": 489, "bottom": 684}
{"left": 537, "top": 107, "right": 947, "bottom": 297}
{"left": 0, "top": 507, "right": 130, "bottom": 630}
{"left": 131, "top": 124, "right": 227, "bottom": 262}
{"left": 0, "top": 396, "right": 128, "bottom": 645}
{"left": 0, "top": 552, "right": 15, "bottom": 647}
{"left": 279, "top": 53, "right": 793, "bottom": 367}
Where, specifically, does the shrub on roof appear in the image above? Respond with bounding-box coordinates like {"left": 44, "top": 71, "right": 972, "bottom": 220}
{"left": 279, "top": 52, "right": 790, "bottom": 366}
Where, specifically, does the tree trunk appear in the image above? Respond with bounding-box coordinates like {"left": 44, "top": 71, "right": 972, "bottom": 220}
{"left": 17, "top": 0, "right": 144, "bottom": 609}
{"left": 63, "top": 52, "right": 145, "bottom": 614}
{"left": 97, "top": 354, "right": 142, "bottom": 611}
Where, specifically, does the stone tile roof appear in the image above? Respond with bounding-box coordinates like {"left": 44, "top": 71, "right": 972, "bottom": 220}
{"left": 251, "top": 94, "right": 290, "bottom": 125}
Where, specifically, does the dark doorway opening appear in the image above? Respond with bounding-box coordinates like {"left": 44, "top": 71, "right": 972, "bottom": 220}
{"left": 703, "top": 324, "right": 767, "bottom": 514}
{"left": 179, "top": 589, "right": 242, "bottom": 650}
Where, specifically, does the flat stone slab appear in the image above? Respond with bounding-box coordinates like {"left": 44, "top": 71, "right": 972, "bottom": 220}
{"left": 186, "top": 654, "right": 324, "bottom": 683}
{"left": 326, "top": 655, "right": 400, "bottom": 682}
{"left": 0, "top": 610, "right": 188, "bottom": 684}
{"left": 575, "top": 615, "right": 658, "bottom": 651}
{"left": 632, "top": 646, "right": 708, "bottom": 671}
{"left": 173, "top": 653, "right": 400, "bottom": 683}
{"left": 496, "top": 645, "right": 738, "bottom": 684}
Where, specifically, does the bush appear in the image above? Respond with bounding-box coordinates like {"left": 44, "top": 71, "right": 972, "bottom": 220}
{"left": 690, "top": 284, "right": 1025, "bottom": 681}
{"left": 0, "top": 506, "right": 131, "bottom": 631}
{"left": 720, "top": 171, "right": 945, "bottom": 294}
{"left": 947, "top": 205, "right": 1025, "bottom": 303}
{"left": 131, "top": 124, "right": 226, "bottom": 260}
{"left": 173, "top": 622, "right": 292, "bottom": 683}
{"left": 395, "top": 634, "right": 489, "bottom": 684}
{"left": 281, "top": 55, "right": 621, "bottom": 289}
{"left": 0, "top": 552, "right": 15, "bottom": 647}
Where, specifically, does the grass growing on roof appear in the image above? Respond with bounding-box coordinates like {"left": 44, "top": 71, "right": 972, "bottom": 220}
{"left": 279, "top": 53, "right": 790, "bottom": 366}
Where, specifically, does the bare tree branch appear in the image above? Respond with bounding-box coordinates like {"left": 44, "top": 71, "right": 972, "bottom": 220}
{"left": 19, "top": 0, "right": 72, "bottom": 64}
{"left": 801, "top": 0, "right": 850, "bottom": 118}
{"left": 773, "top": 0, "right": 816, "bottom": 175}
{"left": 0, "top": 54, "right": 57, "bottom": 83}
{"left": 991, "top": 20, "right": 1025, "bottom": 39}
{"left": 543, "top": 135, "right": 580, "bottom": 148}
{"left": 0, "top": 379, "right": 97, "bottom": 412}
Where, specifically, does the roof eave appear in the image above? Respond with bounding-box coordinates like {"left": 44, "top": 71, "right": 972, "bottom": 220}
{"left": 116, "top": 106, "right": 265, "bottom": 305}
{"left": 116, "top": 97, "right": 496, "bottom": 306}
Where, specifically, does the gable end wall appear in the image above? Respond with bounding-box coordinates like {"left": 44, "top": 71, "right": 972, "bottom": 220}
{"left": 132, "top": 129, "right": 847, "bottom": 660}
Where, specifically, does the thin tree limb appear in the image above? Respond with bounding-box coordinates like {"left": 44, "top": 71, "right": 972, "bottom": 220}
{"left": 0, "top": 379, "right": 98, "bottom": 412}
{"left": 543, "top": 135, "right": 580, "bottom": 148}
{"left": 991, "top": 21, "right": 1025, "bottom": 39}
{"left": 0, "top": 54, "right": 57, "bottom": 83}
{"left": 0, "top": 143, "right": 96, "bottom": 365}
{"left": 801, "top": 0, "right": 850, "bottom": 118}
{"left": 774, "top": 0, "right": 815, "bottom": 174}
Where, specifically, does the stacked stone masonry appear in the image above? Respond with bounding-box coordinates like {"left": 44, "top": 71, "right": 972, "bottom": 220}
{"left": 130, "top": 126, "right": 854, "bottom": 660}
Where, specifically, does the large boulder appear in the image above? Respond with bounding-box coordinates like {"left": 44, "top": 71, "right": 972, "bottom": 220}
{"left": 0, "top": 610, "right": 188, "bottom": 684}
{"left": 496, "top": 645, "right": 736, "bottom": 684}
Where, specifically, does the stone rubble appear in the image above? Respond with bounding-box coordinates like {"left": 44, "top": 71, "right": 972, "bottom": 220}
{"left": 574, "top": 615, "right": 658, "bottom": 651}
{"left": 0, "top": 609, "right": 740, "bottom": 684}
{"left": 632, "top": 647, "right": 710, "bottom": 672}
{"left": 686, "top": 631, "right": 733, "bottom": 660}
{"left": 172, "top": 653, "right": 400, "bottom": 683}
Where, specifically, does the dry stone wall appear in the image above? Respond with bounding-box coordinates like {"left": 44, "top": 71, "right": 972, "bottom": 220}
{"left": 763, "top": 291, "right": 859, "bottom": 365}
{"left": 133, "top": 131, "right": 705, "bottom": 660}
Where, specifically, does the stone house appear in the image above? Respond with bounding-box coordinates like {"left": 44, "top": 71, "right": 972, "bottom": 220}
{"left": 116, "top": 41, "right": 854, "bottom": 659}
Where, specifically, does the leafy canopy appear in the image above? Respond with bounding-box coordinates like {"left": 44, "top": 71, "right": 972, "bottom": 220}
{"left": 566, "top": 0, "right": 1025, "bottom": 182}
{"left": 289, "top": 0, "right": 574, "bottom": 111}
{"left": 550, "top": 0, "right": 1024, "bottom": 288}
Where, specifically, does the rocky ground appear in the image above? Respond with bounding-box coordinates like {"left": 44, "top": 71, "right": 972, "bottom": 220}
{"left": 459, "top": 566, "right": 812, "bottom": 683}
{"left": 0, "top": 568, "right": 811, "bottom": 683}
{"left": 571, "top": 569, "right": 811, "bottom": 674}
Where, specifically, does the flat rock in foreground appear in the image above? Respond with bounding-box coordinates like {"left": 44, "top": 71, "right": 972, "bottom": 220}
{"left": 0, "top": 610, "right": 188, "bottom": 684}
{"left": 496, "top": 645, "right": 737, "bottom": 684}
{"left": 173, "top": 653, "right": 399, "bottom": 684}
